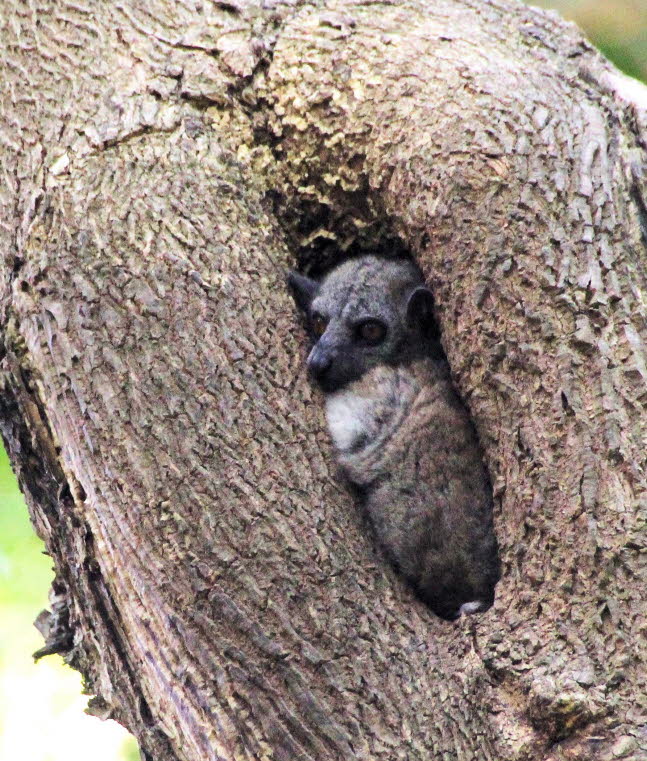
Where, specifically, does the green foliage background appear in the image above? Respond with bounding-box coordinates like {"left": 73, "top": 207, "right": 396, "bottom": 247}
{"left": 0, "top": 446, "right": 139, "bottom": 761}
{"left": 533, "top": 0, "right": 647, "bottom": 82}
{"left": 0, "top": 2, "right": 644, "bottom": 759}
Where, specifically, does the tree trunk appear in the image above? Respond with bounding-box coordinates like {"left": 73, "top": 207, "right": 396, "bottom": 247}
{"left": 1, "top": 0, "right": 645, "bottom": 759}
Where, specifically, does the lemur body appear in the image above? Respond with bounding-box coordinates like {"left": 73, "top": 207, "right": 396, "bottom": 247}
{"left": 288, "top": 256, "right": 499, "bottom": 620}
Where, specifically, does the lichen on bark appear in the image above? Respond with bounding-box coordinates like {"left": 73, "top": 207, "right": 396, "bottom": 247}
{"left": 0, "top": 1, "right": 645, "bottom": 760}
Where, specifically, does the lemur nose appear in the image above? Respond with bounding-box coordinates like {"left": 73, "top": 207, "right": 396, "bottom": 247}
{"left": 307, "top": 351, "right": 333, "bottom": 380}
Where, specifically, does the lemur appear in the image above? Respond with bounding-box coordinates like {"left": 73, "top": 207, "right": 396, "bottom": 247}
{"left": 288, "top": 255, "right": 500, "bottom": 621}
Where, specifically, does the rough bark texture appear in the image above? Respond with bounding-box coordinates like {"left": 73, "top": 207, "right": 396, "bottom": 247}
{"left": 1, "top": 1, "right": 645, "bottom": 760}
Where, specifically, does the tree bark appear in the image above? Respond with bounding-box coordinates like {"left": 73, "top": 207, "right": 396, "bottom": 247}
{"left": 1, "top": 1, "right": 646, "bottom": 759}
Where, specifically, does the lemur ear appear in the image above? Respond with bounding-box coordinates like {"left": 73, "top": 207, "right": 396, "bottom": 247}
{"left": 287, "top": 271, "right": 319, "bottom": 313}
{"left": 406, "top": 286, "right": 435, "bottom": 330}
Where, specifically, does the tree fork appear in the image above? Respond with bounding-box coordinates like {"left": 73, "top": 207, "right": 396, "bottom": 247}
{"left": 0, "top": 1, "right": 645, "bottom": 760}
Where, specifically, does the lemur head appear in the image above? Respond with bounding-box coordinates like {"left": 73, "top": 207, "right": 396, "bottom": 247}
{"left": 288, "top": 255, "right": 439, "bottom": 392}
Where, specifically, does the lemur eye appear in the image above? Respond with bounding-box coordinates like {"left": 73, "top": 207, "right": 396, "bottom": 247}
{"left": 356, "top": 320, "right": 387, "bottom": 344}
{"left": 311, "top": 315, "right": 328, "bottom": 338}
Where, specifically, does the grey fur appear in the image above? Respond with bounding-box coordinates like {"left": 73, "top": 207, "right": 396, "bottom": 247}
{"left": 288, "top": 255, "right": 500, "bottom": 621}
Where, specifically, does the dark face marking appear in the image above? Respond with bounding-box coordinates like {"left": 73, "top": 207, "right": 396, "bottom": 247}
{"left": 288, "top": 256, "right": 439, "bottom": 392}
{"left": 355, "top": 319, "right": 387, "bottom": 345}
{"left": 311, "top": 314, "right": 328, "bottom": 339}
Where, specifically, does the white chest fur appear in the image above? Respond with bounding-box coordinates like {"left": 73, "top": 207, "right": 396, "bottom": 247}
{"left": 325, "top": 391, "right": 373, "bottom": 452}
